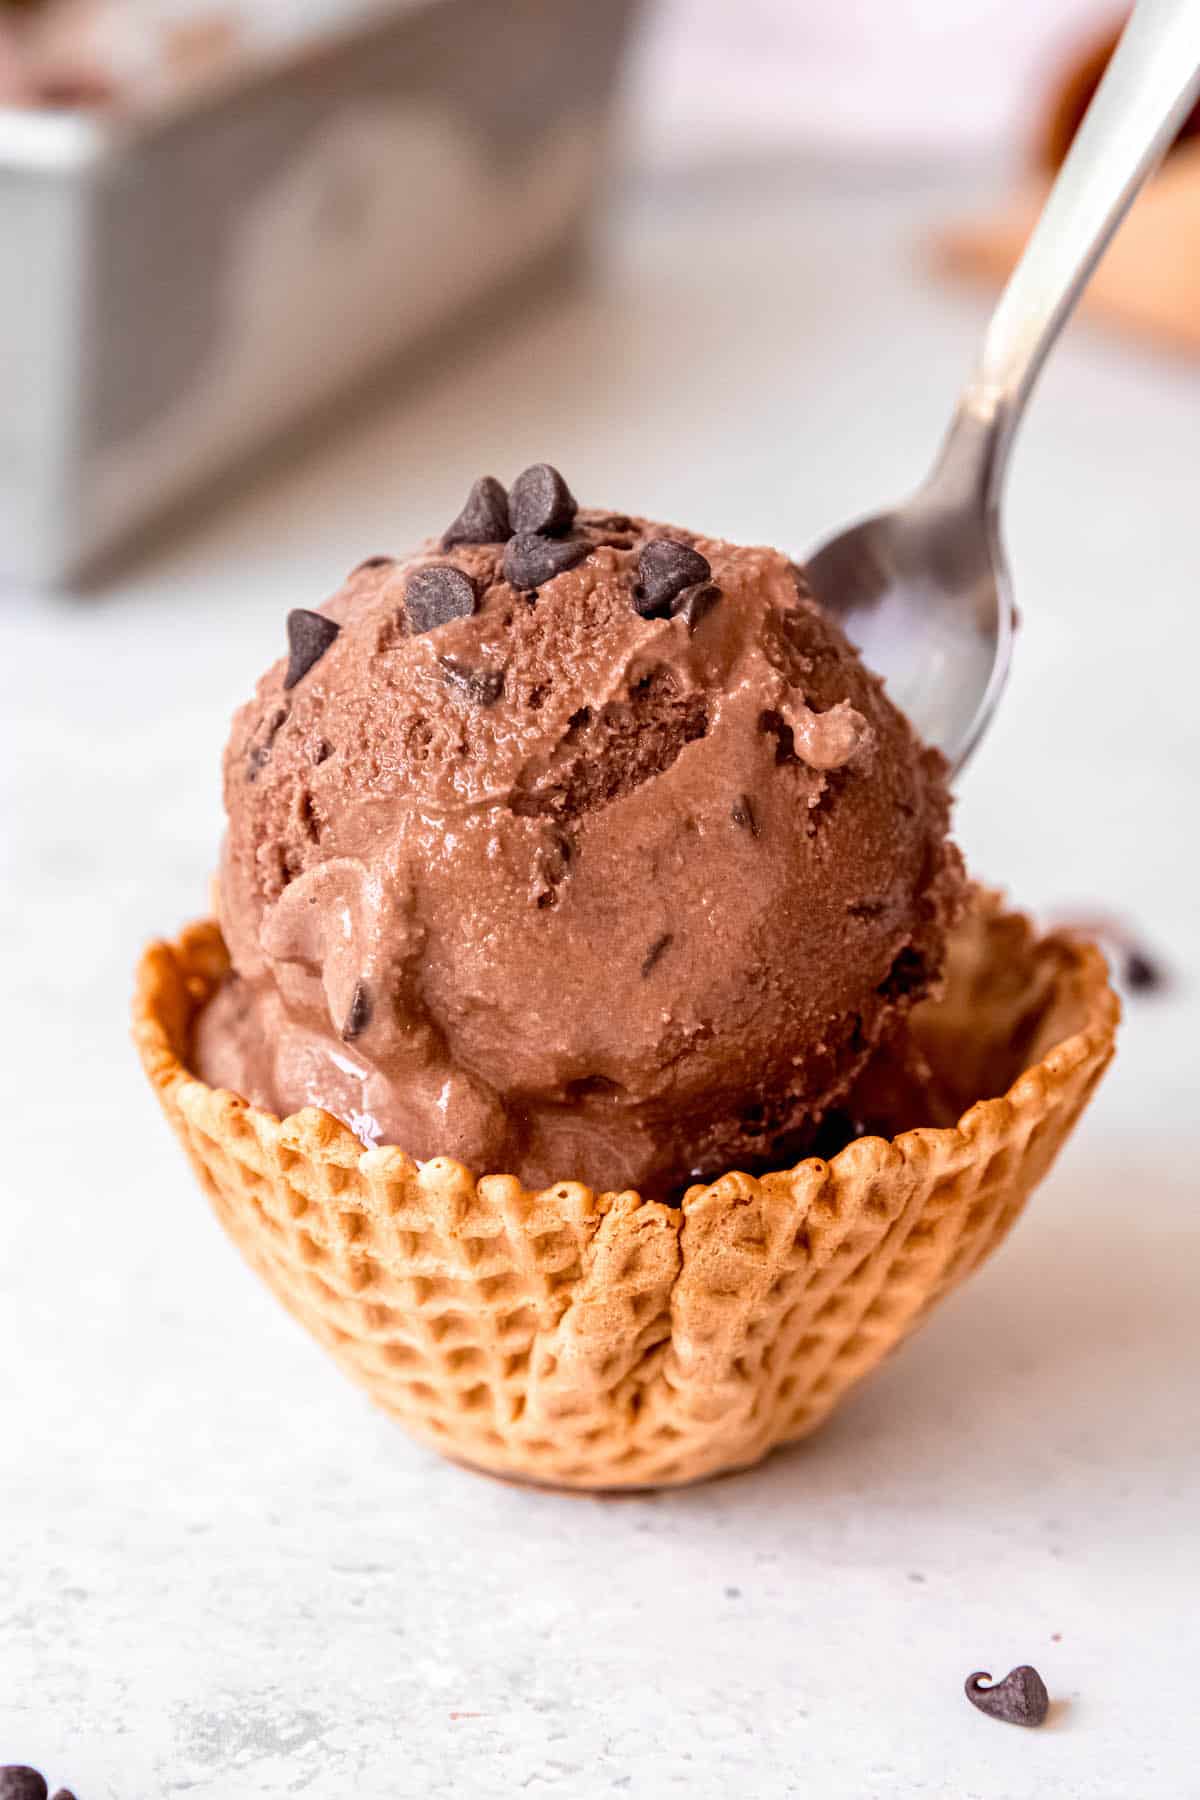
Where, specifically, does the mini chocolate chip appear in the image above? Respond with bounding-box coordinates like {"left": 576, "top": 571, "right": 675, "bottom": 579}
{"left": 641, "top": 932, "right": 673, "bottom": 977}
{"left": 503, "top": 534, "right": 590, "bottom": 591}
{"left": 284, "top": 610, "right": 340, "bottom": 689}
{"left": 352, "top": 554, "right": 393, "bottom": 573}
{"left": 634, "top": 539, "right": 712, "bottom": 618}
{"left": 0, "top": 1772, "right": 49, "bottom": 1800}
{"left": 342, "top": 983, "right": 371, "bottom": 1041}
{"left": 964, "top": 1667, "right": 1050, "bottom": 1728}
{"left": 1124, "top": 948, "right": 1166, "bottom": 992}
{"left": 731, "top": 795, "right": 759, "bottom": 837}
{"left": 50, "top": 1791, "right": 77, "bottom": 1800}
{"left": 405, "top": 565, "right": 477, "bottom": 634}
{"left": 509, "top": 463, "right": 576, "bottom": 536}
{"left": 441, "top": 476, "right": 510, "bottom": 548}
{"left": 672, "top": 582, "right": 721, "bottom": 632}
{"left": 440, "top": 657, "right": 505, "bottom": 706}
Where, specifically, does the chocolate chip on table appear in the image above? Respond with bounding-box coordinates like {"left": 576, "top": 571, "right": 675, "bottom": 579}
{"left": 641, "top": 932, "right": 673, "bottom": 977}
{"left": 509, "top": 463, "right": 576, "bottom": 537}
{"left": 441, "top": 475, "right": 511, "bottom": 548}
{"left": 440, "top": 657, "right": 505, "bottom": 706}
{"left": 284, "top": 610, "right": 340, "bottom": 689}
{"left": 634, "top": 539, "right": 712, "bottom": 618}
{"left": 731, "top": 795, "right": 759, "bottom": 837}
{"left": 672, "top": 582, "right": 721, "bottom": 632}
{"left": 503, "top": 534, "right": 590, "bottom": 591}
{"left": 964, "top": 1666, "right": 1050, "bottom": 1728}
{"left": 50, "top": 1792, "right": 77, "bottom": 1800}
{"left": 1123, "top": 948, "right": 1166, "bottom": 992}
{"left": 1052, "top": 910, "right": 1170, "bottom": 997}
{"left": 405, "top": 565, "right": 478, "bottom": 634}
{"left": 341, "top": 982, "right": 371, "bottom": 1041}
{"left": 0, "top": 1770, "right": 49, "bottom": 1800}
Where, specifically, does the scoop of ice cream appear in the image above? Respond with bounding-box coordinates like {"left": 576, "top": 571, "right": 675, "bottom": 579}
{"left": 195, "top": 467, "right": 964, "bottom": 1194}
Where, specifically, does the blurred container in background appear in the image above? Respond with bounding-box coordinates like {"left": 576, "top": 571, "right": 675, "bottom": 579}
{"left": 0, "top": 0, "right": 639, "bottom": 584}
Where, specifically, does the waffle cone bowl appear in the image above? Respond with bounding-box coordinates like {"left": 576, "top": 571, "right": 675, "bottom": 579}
{"left": 133, "top": 896, "right": 1117, "bottom": 1490}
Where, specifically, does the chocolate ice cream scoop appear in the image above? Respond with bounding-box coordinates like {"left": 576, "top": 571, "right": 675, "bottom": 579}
{"left": 195, "top": 469, "right": 964, "bottom": 1194}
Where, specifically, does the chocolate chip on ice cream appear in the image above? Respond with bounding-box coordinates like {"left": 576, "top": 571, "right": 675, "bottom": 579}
{"left": 634, "top": 538, "right": 712, "bottom": 617}
{"left": 283, "top": 610, "right": 340, "bottom": 689}
{"left": 442, "top": 476, "right": 511, "bottom": 548}
{"left": 502, "top": 533, "right": 590, "bottom": 591}
{"left": 509, "top": 463, "right": 577, "bottom": 537}
{"left": 404, "top": 565, "right": 478, "bottom": 634}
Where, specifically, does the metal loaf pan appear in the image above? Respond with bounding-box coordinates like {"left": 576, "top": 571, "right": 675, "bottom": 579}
{"left": 0, "top": 0, "right": 638, "bottom": 583}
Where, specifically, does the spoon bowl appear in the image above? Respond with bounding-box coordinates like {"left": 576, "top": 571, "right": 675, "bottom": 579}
{"left": 807, "top": 415, "right": 1015, "bottom": 774}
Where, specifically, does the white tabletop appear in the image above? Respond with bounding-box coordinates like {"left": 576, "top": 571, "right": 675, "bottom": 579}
{"left": 2, "top": 160, "right": 1198, "bottom": 1800}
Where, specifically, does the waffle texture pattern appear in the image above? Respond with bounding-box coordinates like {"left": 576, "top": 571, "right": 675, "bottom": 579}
{"left": 134, "top": 900, "right": 1117, "bottom": 1488}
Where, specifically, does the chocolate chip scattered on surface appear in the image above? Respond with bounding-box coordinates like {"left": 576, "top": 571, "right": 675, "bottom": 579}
{"left": 283, "top": 609, "right": 340, "bottom": 689}
{"left": 1051, "top": 910, "right": 1169, "bottom": 997}
{"left": 503, "top": 533, "right": 590, "bottom": 591}
{"left": 352, "top": 554, "right": 394, "bottom": 572}
{"left": 440, "top": 657, "right": 505, "bottom": 706}
{"left": 964, "top": 1666, "right": 1050, "bottom": 1728}
{"left": 1123, "top": 948, "right": 1166, "bottom": 992}
{"left": 405, "top": 565, "right": 478, "bottom": 634}
{"left": 731, "top": 795, "right": 759, "bottom": 837}
{"left": 509, "top": 463, "right": 576, "bottom": 537}
{"left": 0, "top": 1770, "right": 49, "bottom": 1800}
{"left": 634, "top": 538, "right": 712, "bottom": 618}
{"left": 441, "top": 475, "right": 511, "bottom": 548}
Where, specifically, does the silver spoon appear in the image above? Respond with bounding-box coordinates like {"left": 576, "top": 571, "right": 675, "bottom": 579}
{"left": 805, "top": 0, "right": 1200, "bottom": 773}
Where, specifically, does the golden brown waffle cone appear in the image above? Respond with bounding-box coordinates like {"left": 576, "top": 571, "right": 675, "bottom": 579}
{"left": 133, "top": 897, "right": 1117, "bottom": 1490}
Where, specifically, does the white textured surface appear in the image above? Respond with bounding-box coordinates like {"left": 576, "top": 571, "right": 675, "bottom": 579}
{"left": 2, "top": 163, "right": 1198, "bottom": 1800}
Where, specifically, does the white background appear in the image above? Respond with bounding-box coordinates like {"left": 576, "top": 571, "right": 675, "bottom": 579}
{"left": 630, "top": 0, "right": 1116, "bottom": 162}
{"left": 2, "top": 157, "right": 1198, "bottom": 1797}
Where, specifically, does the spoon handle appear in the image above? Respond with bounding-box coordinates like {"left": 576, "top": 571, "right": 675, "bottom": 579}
{"left": 953, "top": 0, "right": 1200, "bottom": 496}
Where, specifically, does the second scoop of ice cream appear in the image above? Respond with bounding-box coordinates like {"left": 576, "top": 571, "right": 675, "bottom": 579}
{"left": 196, "top": 468, "right": 964, "bottom": 1193}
